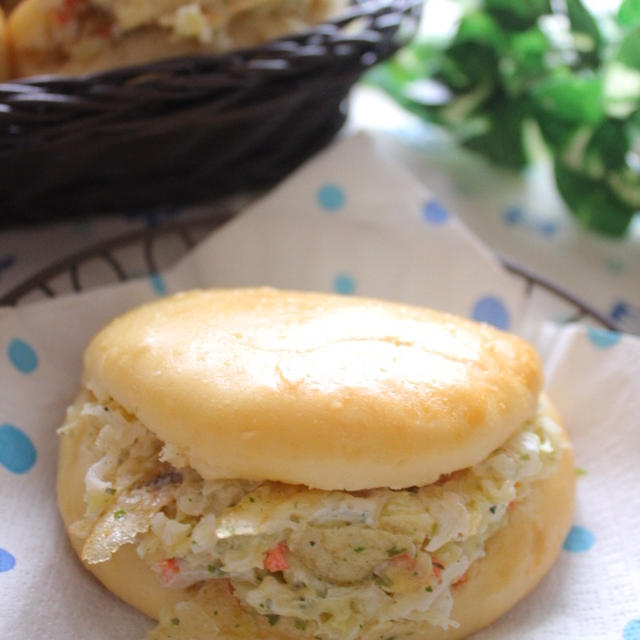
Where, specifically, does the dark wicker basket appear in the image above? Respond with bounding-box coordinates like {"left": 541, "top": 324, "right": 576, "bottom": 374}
{"left": 0, "top": 0, "right": 422, "bottom": 225}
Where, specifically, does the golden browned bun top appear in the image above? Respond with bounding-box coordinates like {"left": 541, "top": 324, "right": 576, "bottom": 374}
{"left": 7, "top": 0, "right": 344, "bottom": 78}
{"left": 0, "top": 8, "right": 9, "bottom": 82}
{"left": 83, "top": 288, "right": 543, "bottom": 490}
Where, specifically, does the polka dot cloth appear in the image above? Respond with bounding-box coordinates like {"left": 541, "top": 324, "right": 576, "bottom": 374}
{"left": 587, "top": 327, "right": 621, "bottom": 349}
{"left": 563, "top": 525, "right": 596, "bottom": 553}
{"left": 502, "top": 206, "right": 559, "bottom": 237}
{"left": 317, "top": 184, "right": 346, "bottom": 212}
{"left": 0, "top": 423, "right": 37, "bottom": 474}
{"left": 333, "top": 274, "right": 356, "bottom": 295}
{"left": 2, "top": 337, "right": 40, "bottom": 582}
{"left": 149, "top": 273, "right": 167, "bottom": 296}
{"left": 422, "top": 199, "right": 450, "bottom": 225}
{"left": 624, "top": 619, "right": 640, "bottom": 640}
{"left": 7, "top": 339, "right": 38, "bottom": 373}
{"left": 0, "top": 548, "right": 16, "bottom": 572}
{"left": 471, "top": 295, "right": 510, "bottom": 330}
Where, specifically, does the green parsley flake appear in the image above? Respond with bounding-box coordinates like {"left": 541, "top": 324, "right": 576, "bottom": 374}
{"left": 425, "top": 586, "right": 433, "bottom": 592}
{"left": 170, "top": 618, "right": 180, "bottom": 626}
{"left": 576, "top": 467, "right": 588, "bottom": 476}
{"left": 386, "top": 546, "right": 406, "bottom": 557}
{"left": 489, "top": 505, "right": 497, "bottom": 514}
{"left": 105, "top": 487, "right": 116, "bottom": 495}
{"left": 520, "top": 453, "right": 531, "bottom": 461}
{"left": 375, "top": 574, "right": 393, "bottom": 588}
{"left": 266, "top": 614, "right": 280, "bottom": 626}
{"left": 207, "top": 564, "right": 227, "bottom": 577}
{"left": 113, "top": 509, "right": 126, "bottom": 520}
{"left": 354, "top": 546, "right": 366, "bottom": 553}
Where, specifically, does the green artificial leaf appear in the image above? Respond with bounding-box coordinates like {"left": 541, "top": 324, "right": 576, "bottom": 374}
{"left": 368, "top": 0, "right": 640, "bottom": 236}
{"left": 434, "top": 82, "right": 494, "bottom": 127}
{"left": 535, "top": 112, "right": 577, "bottom": 148}
{"left": 364, "top": 46, "right": 433, "bottom": 113}
{"left": 533, "top": 75, "right": 604, "bottom": 127}
{"left": 616, "top": 25, "right": 640, "bottom": 70}
{"left": 462, "top": 96, "right": 530, "bottom": 168}
{"left": 554, "top": 158, "right": 636, "bottom": 235}
{"left": 608, "top": 165, "right": 640, "bottom": 209}
{"left": 484, "top": 0, "right": 552, "bottom": 31}
{"left": 510, "top": 27, "right": 549, "bottom": 73}
{"left": 560, "top": 119, "right": 630, "bottom": 181}
{"left": 603, "top": 61, "right": 640, "bottom": 118}
{"left": 586, "top": 119, "right": 630, "bottom": 172}
{"left": 565, "top": 0, "right": 602, "bottom": 65}
{"left": 618, "top": 0, "right": 640, "bottom": 27}
{"left": 501, "top": 27, "right": 550, "bottom": 93}
{"left": 364, "top": 63, "right": 413, "bottom": 108}
{"left": 453, "top": 11, "right": 508, "bottom": 53}
{"left": 437, "top": 41, "right": 500, "bottom": 92}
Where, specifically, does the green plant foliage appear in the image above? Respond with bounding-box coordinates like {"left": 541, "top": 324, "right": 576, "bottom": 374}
{"left": 368, "top": 0, "right": 640, "bottom": 236}
{"left": 618, "top": 0, "right": 640, "bottom": 27}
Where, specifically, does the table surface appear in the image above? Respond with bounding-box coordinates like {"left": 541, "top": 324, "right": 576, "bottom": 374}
{"left": 1, "top": 86, "right": 638, "bottom": 334}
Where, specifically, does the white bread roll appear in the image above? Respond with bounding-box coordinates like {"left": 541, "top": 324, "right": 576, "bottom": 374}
{"left": 8, "top": 0, "right": 342, "bottom": 77}
{"left": 0, "top": 8, "right": 9, "bottom": 80}
{"left": 57, "top": 288, "right": 575, "bottom": 640}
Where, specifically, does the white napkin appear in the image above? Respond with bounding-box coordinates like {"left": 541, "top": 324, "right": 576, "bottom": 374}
{"left": 1, "top": 133, "right": 638, "bottom": 639}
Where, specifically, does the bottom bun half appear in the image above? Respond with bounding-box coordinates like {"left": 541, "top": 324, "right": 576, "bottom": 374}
{"left": 57, "top": 414, "right": 575, "bottom": 639}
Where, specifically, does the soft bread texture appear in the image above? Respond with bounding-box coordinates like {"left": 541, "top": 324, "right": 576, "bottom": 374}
{"left": 0, "top": 8, "right": 9, "bottom": 81}
{"left": 57, "top": 403, "right": 575, "bottom": 639}
{"left": 9, "top": 8, "right": 215, "bottom": 77}
{"left": 83, "top": 288, "right": 543, "bottom": 490}
{"left": 8, "top": 0, "right": 205, "bottom": 77}
{"left": 8, "top": 0, "right": 339, "bottom": 77}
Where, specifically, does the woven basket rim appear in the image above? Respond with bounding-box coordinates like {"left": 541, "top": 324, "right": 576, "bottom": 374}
{"left": 0, "top": 0, "right": 422, "bottom": 223}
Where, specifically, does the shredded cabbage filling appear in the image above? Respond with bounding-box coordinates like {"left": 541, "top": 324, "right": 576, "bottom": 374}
{"left": 49, "top": 0, "right": 339, "bottom": 58}
{"left": 59, "top": 391, "right": 562, "bottom": 640}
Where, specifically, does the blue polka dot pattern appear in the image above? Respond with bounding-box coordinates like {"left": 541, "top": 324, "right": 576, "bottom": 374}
{"left": 623, "top": 619, "right": 640, "bottom": 640}
{"left": 422, "top": 200, "right": 450, "bottom": 225}
{"left": 7, "top": 338, "right": 38, "bottom": 373}
{"left": 563, "top": 525, "right": 595, "bottom": 553}
{"left": 503, "top": 206, "right": 524, "bottom": 226}
{"left": 317, "top": 184, "right": 346, "bottom": 211}
{"left": 539, "top": 221, "right": 559, "bottom": 237}
{"left": 0, "top": 255, "right": 16, "bottom": 278}
{"left": 333, "top": 274, "right": 356, "bottom": 295}
{"left": 471, "top": 296, "right": 510, "bottom": 330}
{"left": 0, "top": 548, "right": 16, "bottom": 572}
{"left": 150, "top": 273, "right": 167, "bottom": 296}
{"left": 0, "top": 423, "right": 37, "bottom": 474}
{"left": 605, "top": 257, "right": 625, "bottom": 274}
{"left": 587, "top": 327, "right": 620, "bottom": 349}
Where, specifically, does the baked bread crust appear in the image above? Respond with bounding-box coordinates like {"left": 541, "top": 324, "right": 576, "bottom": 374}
{"left": 8, "top": 0, "right": 340, "bottom": 77}
{"left": 0, "top": 8, "right": 9, "bottom": 80}
{"left": 82, "top": 288, "right": 542, "bottom": 490}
